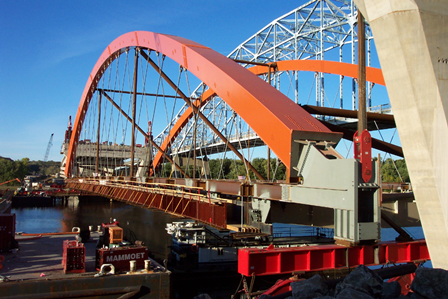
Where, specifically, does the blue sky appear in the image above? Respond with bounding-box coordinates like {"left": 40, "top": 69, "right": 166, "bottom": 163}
{"left": 0, "top": 0, "right": 310, "bottom": 162}
{"left": 0, "top": 1, "right": 398, "bottom": 162}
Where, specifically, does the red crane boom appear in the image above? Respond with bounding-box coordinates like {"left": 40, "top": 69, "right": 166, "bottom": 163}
{"left": 0, "top": 178, "right": 21, "bottom": 186}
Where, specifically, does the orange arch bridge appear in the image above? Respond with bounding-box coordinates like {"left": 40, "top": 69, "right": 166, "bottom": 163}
{"left": 65, "top": 31, "right": 343, "bottom": 178}
{"left": 66, "top": 31, "right": 386, "bottom": 178}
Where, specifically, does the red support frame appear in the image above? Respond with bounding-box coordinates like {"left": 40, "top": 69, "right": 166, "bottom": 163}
{"left": 238, "top": 240, "right": 429, "bottom": 276}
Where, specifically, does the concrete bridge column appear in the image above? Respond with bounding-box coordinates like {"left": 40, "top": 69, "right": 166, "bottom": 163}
{"left": 353, "top": 0, "right": 448, "bottom": 269}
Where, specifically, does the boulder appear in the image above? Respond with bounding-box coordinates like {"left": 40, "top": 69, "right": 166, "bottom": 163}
{"left": 336, "top": 288, "right": 374, "bottom": 298}
{"left": 335, "top": 265, "right": 383, "bottom": 298}
{"left": 382, "top": 281, "right": 401, "bottom": 299}
{"left": 410, "top": 267, "right": 448, "bottom": 299}
{"left": 291, "top": 274, "right": 328, "bottom": 298}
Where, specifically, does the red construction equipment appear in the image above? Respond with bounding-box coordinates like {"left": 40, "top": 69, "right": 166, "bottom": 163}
{"left": 62, "top": 240, "right": 85, "bottom": 274}
{"left": 64, "top": 116, "right": 72, "bottom": 143}
{"left": 96, "top": 246, "right": 149, "bottom": 272}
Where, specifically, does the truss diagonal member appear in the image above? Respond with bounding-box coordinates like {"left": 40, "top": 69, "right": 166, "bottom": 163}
{"left": 296, "top": 0, "right": 320, "bottom": 37}
{"left": 100, "top": 90, "right": 189, "bottom": 178}
{"left": 140, "top": 50, "right": 265, "bottom": 181}
{"left": 301, "top": 105, "right": 394, "bottom": 123}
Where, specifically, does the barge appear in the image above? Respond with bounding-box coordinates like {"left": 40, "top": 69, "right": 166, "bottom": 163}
{"left": 0, "top": 228, "right": 170, "bottom": 298}
{"left": 166, "top": 221, "right": 335, "bottom": 273}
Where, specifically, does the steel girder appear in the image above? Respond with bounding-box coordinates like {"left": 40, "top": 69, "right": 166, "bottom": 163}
{"left": 66, "top": 179, "right": 227, "bottom": 229}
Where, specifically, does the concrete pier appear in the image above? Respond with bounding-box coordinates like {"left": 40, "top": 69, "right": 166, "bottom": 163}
{"left": 354, "top": 0, "right": 448, "bottom": 269}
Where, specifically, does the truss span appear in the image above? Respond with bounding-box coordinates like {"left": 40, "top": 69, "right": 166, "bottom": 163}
{"left": 152, "top": 0, "right": 386, "bottom": 173}
{"left": 65, "top": 31, "right": 342, "bottom": 177}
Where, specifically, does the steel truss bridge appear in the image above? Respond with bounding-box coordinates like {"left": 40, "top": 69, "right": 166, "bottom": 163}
{"left": 62, "top": 0, "right": 439, "bottom": 273}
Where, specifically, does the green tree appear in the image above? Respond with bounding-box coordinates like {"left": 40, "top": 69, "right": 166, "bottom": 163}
{"left": 209, "top": 159, "right": 220, "bottom": 179}
{"left": 0, "top": 157, "right": 29, "bottom": 183}
{"left": 271, "top": 158, "right": 287, "bottom": 181}
{"left": 251, "top": 157, "right": 267, "bottom": 180}
{"left": 16, "top": 158, "right": 29, "bottom": 178}
{"left": 207, "top": 157, "right": 287, "bottom": 181}
{"left": 228, "top": 160, "right": 245, "bottom": 179}
{"left": 395, "top": 159, "right": 409, "bottom": 182}
{"left": 0, "top": 158, "right": 14, "bottom": 182}
{"left": 381, "top": 158, "right": 409, "bottom": 182}
{"left": 161, "top": 162, "right": 172, "bottom": 177}
{"left": 209, "top": 158, "right": 232, "bottom": 179}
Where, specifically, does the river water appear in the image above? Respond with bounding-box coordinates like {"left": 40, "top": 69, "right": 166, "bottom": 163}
{"left": 12, "top": 198, "right": 240, "bottom": 298}
{"left": 13, "top": 198, "right": 175, "bottom": 261}
{"left": 11, "top": 198, "right": 430, "bottom": 298}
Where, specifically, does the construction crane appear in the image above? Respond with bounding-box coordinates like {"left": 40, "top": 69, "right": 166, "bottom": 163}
{"left": 44, "top": 133, "right": 54, "bottom": 162}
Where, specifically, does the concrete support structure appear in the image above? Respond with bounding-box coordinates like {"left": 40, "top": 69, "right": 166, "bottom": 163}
{"left": 353, "top": 0, "right": 448, "bottom": 269}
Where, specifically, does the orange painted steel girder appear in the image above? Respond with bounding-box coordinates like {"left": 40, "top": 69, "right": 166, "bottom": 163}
{"left": 65, "top": 31, "right": 340, "bottom": 177}
{"left": 249, "top": 60, "right": 385, "bottom": 86}
{"left": 152, "top": 60, "right": 385, "bottom": 172}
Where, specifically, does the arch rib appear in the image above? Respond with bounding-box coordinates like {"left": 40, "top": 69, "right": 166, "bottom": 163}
{"left": 66, "top": 31, "right": 341, "bottom": 177}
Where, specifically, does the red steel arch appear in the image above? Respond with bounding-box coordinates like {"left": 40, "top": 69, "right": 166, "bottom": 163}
{"left": 152, "top": 60, "right": 385, "bottom": 172}
{"left": 65, "top": 31, "right": 341, "bottom": 177}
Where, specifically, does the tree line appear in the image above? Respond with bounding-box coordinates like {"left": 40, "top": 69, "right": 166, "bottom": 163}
{"left": 0, "top": 155, "right": 409, "bottom": 185}
{"left": 160, "top": 157, "right": 410, "bottom": 183}
{"left": 0, "top": 157, "right": 61, "bottom": 185}
{"left": 160, "top": 157, "right": 288, "bottom": 181}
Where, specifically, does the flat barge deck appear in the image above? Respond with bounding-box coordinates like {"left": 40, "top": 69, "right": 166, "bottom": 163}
{"left": 0, "top": 232, "right": 170, "bottom": 298}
